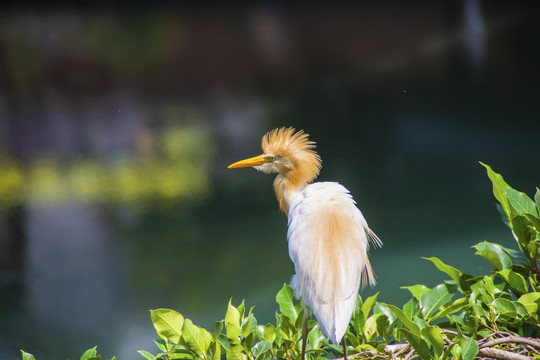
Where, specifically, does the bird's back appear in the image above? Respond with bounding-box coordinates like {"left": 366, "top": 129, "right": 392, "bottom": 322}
{"left": 287, "top": 182, "right": 378, "bottom": 344}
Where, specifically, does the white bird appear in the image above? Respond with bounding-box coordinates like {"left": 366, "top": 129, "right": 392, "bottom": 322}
{"left": 228, "top": 127, "right": 381, "bottom": 360}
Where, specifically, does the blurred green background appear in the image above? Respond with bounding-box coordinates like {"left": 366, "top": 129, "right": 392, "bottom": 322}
{"left": 0, "top": 1, "right": 539, "bottom": 359}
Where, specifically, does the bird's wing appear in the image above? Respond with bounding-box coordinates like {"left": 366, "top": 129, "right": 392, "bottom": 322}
{"left": 287, "top": 182, "right": 379, "bottom": 343}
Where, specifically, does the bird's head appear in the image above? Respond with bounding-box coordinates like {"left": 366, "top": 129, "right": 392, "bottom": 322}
{"left": 228, "top": 127, "right": 322, "bottom": 186}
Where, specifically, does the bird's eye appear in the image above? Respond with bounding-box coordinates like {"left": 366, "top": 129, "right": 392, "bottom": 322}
{"left": 264, "top": 155, "right": 276, "bottom": 161}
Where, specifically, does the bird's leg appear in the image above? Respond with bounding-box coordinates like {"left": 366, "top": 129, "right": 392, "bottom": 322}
{"left": 342, "top": 335, "right": 347, "bottom": 360}
{"left": 301, "top": 306, "right": 309, "bottom": 360}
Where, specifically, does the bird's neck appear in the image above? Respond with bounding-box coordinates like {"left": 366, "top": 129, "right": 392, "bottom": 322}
{"left": 273, "top": 173, "right": 309, "bottom": 216}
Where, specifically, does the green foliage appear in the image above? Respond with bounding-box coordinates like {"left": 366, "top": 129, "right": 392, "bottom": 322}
{"left": 481, "top": 163, "right": 540, "bottom": 268}
{"left": 20, "top": 351, "right": 35, "bottom": 360}
{"left": 20, "top": 347, "right": 116, "bottom": 360}
{"left": 133, "top": 164, "right": 538, "bottom": 360}
{"left": 21, "top": 164, "right": 540, "bottom": 359}
{"left": 151, "top": 309, "right": 185, "bottom": 344}
{"left": 142, "top": 287, "right": 339, "bottom": 360}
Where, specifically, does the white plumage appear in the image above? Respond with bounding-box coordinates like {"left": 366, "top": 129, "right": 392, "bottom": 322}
{"left": 287, "top": 182, "right": 377, "bottom": 344}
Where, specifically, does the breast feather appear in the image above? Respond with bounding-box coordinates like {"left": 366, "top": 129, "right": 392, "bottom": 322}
{"left": 288, "top": 182, "right": 372, "bottom": 301}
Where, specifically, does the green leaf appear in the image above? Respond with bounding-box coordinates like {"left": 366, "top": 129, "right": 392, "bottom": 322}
{"left": 21, "top": 351, "right": 36, "bottom": 360}
{"left": 422, "top": 325, "right": 445, "bottom": 358}
{"left": 375, "top": 313, "right": 389, "bottom": 339}
{"left": 496, "top": 269, "right": 528, "bottom": 295}
{"left": 430, "top": 297, "right": 468, "bottom": 322}
{"left": 241, "top": 307, "right": 257, "bottom": 337}
{"left": 242, "top": 332, "right": 255, "bottom": 354}
{"left": 363, "top": 313, "right": 381, "bottom": 341}
{"left": 524, "top": 213, "right": 540, "bottom": 232}
{"left": 384, "top": 304, "right": 420, "bottom": 336}
{"left": 423, "top": 256, "right": 472, "bottom": 291}
{"left": 472, "top": 241, "right": 513, "bottom": 270}
{"left": 423, "top": 257, "right": 462, "bottom": 283}
{"left": 182, "top": 318, "right": 213, "bottom": 355}
{"left": 150, "top": 309, "right": 184, "bottom": 344}
{"left": 451, "top": 342, "right": 462, "bottom": 360}
{"left": 237, "top": 301, "right": 246, "bottom": 321}
{"left": 506, "top": 188, "right": 538, "bottom": 216}
{"left": 351, "top": 303, "right": 366, "bottom": 335}
{"left": 216, "top": 334, "right": 230, "bottom": 350}
{"left": 471, "top": 302, "right": 489, "bottom": 320}
{"left": 461, "top": 337, "right": 479, "bottom": 360}
{"left": 263, "top": 323, "right": 276, "bottom": 342}
{"left": 225, "top": 343, "right": 244, "bottom": 360}
{"left": 513, "top": 300, "right": 529, "bottom": 317}
{"left": 527, "top": 241, "right": 539, "bottom": 259}
{"left": 81, "top": 347, "right": 98, "bottom": 360}
{"left": 210, "top": 340, "right": 221, "bottom": 360}
{"left": 482, "top": 275, "right": 496, "bottom": 298}
{"left": 490, "top": 298, "right": 517, "bottom": 316}
{"left": 346, "top": 330, "right": 360, "bottom": 348}
{"left": 399, "top": 329, "right": 431, "bottom": 360}
{"left": 535, "top": 188, "right": 540, "bottom": 211}
{"left": 275, "top": 284, "right": 298, "bottom": 322}
{"left": 361, "top": 292, "right": 378, "bottom": 317}
{"left": 402, "top": 298, "right": 418, "bottom": 320}
{"left": 517, "top": 292, "right": 540, "bottom": 313}
{"left": 401, "top": 284, "right": 430, "bottom": 301}
{"left": 276, "top": 313, "right": 294, "bottom": 341}
{"left": 252, "top": 341, "right": 272, "bottom": 359}
{"left": 153, "top": 338, "right": 168, "bottom": 353}
{"left": 213, "top": 320, "right": 224, "bottom": 340}
{"left": 375, "top": 303, "right": 397, "bottom": 326}
{"left": 225, "top": 300, "right": 242, "bottom": 340}
{"left": 420, "top": 284, "right": 455, "bottom": 320}
{"left": 413, "top": 316, "right": 427, "bottom": 331}
{"left": 496, "top": 204, "right": 510, "bottom": 226}
{"left": 137, "top": 350, "right": 155, "bottom": 360}
{"left": 169, "top": 348, "right": 198, "bottom": 359}
{"left": 294, "top": 307, "right": 305, "bottom": 331}
{"left": 510, "top": 215, "right": 535, "bottom": 249}
{"left": 480, "top": 162, "right": 512, "bottom": 217}
{"left": 308, "top": 324, "right": 325, "bottom": 350}
{"left": 470, "top": 280, "right": 493, "bottom": 303}
{"left": 444, "top": 343, "right": 457, "bottom": 360}
{"left": 212, "top": 327, "right": 230, "bottom": 351}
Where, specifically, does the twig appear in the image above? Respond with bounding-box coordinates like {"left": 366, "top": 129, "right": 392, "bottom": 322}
{"left": 330, "top": 351, "right": 377, "bottom": 360}
{"left": 439, "top": 329, "right": 459, "bottom": 336}
{"left": 328, "top": 334, "right": 540, "bottom": 360}
{"left": 478, "top": 347, "right": 535, "bottom": 360}
{"left": 479, "top": 331, "right": 499, "bottom": 342}
{"left": 330, "top": 344, "right": 410, "bottom": 360}
{"left": 480, "top": 336, "right": 540, "bottom": 349}
{"left": 403, "top": 347, "right": 416, "bottom": 360}
{"left": 384, "top": 343, "right": 409, "bottom": 356}
{"left": 481, "top": 336, "right": 540, "bottom": 349}
{"left": 521, "top": 345, "right": 537, "bottom": 355}
{"left": 442, "top": 337, "right": 453, "bottom": 345}
{"left": 330, "top": 354, "right": 352, "bottom": 360}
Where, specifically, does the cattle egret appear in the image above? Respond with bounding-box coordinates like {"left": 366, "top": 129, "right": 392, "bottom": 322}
{"left": 228, "top": 127, "right": 382, "bottom": 360}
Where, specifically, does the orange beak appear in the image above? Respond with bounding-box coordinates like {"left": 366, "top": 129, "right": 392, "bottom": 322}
{"left": 228, "top": 155, "right": 267, "bottom": 169}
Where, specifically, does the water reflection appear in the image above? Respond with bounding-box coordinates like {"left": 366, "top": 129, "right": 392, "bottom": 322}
{"left": 463, "top": 0, "right": 485, "bottom": 75}
{"left": 26, "top": 201, "right": 128, "bottom": 351}
{"left": 0, "top": 2, "right": 539, "bottom": 360}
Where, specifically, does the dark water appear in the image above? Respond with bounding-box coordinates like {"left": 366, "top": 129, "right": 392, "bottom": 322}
{"left": 1, "top": 2, "right": 539, "bottom": 359}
